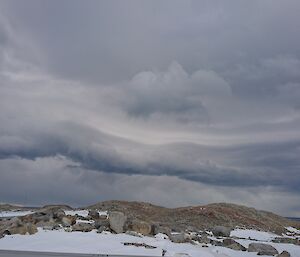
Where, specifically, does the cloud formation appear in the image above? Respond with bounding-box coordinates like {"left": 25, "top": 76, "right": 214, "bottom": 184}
{"left": 0, "top": 0, "right": 300, "bottom": 216}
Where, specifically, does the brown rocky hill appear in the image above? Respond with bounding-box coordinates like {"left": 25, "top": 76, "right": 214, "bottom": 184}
{"left": 86, "top": 201, "right": 300, "bottom": 234}
{"left": 0, "top": 204, "right": 27, "bottom": 211}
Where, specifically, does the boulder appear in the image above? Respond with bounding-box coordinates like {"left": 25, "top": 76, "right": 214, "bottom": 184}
{"left": 35, "top": 220, "right": 59, "bottom": 230}
{"left": 185, "top": 232, "right": 199, "bottom": 241}
{"left": 210, "top": 239, "right": 223, "bottom": 246}
{"left": 61, "top": 215, "right": 76, "bottom": 227}
{"left": 130, "top": 220, "right": 152, "bottom": 235}
{"left": 7, "top": 223, "right": 37, "bottom": 235}
{"left": 21, "top": 208, "right": 65, "bottom": 224}
{"left": 96, "top": 225, "right": 110, "bottom": 233}
{"left": 23, "top": 212, "right": 52, "bottom": 224}
{"left": 72, "top": 222, "right": 94, "bottom": 232}
{"left": 248, "top": 243, "right": 278, "bottom": 256}
{"left": 109, "top": 211, "right": 127, "bottom": 234}
{"left": 169, "top": 232, "right": 187, "bottom": 243}
{"left": 0, "top": 217, "right": 22, "bottom": 229}
{"left": 88, "top": 210, "right": 99, "bottom": 220}
{"left": 198, "top": 234, "right": 210, "bottom": 244}
{"left": 94, "top": 219, "right": 110, "bottom": 229}
{"left": 211, "top": 226, "right": 232, "bottom": 237}
{"left": 222, "top": 238, "right": 247, "bottom": 251}
{"left": 153, "top": 224, "right": 171, "bottom": 236}
{"left": 277, "top": 251, "right": 291, "bottom": 257}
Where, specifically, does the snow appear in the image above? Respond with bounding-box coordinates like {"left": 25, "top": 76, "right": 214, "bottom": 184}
{"left": 0, "top": 228, "right": 254, "bottom": 257}
{"left": 76, "top": 219, "right": 94, "bottom": 224}
{"left": 0, "top": 228, "right": 299, "bottom": 257}
{"left": 64, "top": 210, "right": 108, "bottom": 218}
{"left": 0, "top": 229, "right": 220, "bottom": 257}
{"left": 286, "top": 226, "right": 300, "bottom": 234}
{"left": 0, "top": 211, "right": 34, "bottom": 218}
{"left": 230, "top": 228, "right": 277, "bottom": 241}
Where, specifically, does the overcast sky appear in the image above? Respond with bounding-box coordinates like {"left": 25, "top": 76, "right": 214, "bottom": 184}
{"left": 0, "top": 0, "right": 300, "bottom": 216}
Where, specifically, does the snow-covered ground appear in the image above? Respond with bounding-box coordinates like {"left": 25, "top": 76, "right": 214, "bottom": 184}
{"left": 0, "top": 211, "right": 34, "bottom": 218}
{"left": 230, "top": 228, "right": 278, "bottom": 241}
{"left": 0, "top": 228, "right": 299, "bottom": 257}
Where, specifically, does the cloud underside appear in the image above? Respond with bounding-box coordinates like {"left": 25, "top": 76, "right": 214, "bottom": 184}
{"left": 0, "top": 1, "right": 300, "bottom": 215}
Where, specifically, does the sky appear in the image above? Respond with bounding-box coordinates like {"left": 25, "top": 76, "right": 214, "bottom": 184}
{"left": 0, "top": 0, "right": 300, "bottom": 216}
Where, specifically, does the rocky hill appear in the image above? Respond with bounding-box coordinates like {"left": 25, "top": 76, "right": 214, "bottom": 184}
{"left": 86, "top": 201, "right": 300, "bottom": 234}
{"left": 0, "top": 204, "right": 26, "bottom": 211}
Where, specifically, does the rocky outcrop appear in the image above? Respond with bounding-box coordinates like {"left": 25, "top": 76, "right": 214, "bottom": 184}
{"left": 86, "top": 201, "right": 299, "bottom": 234}
{"left": 248, "top": 243, "right": 278, "bottom": 256}
{"left": 222, "top": 238, "right": 246, "bottom": 251}
{"left": 211, "top": 226, "right": 232, "bottom": 237}
{"left": 109, "top": 211, "right": 127, "bottom": 233}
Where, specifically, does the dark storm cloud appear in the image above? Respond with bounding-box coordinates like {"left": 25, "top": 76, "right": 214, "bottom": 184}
{"left": 1, "top": 120, "right": 299, "bottom": 192}
{"left": 0, "top": 0, "right": 300, "bottom": 215}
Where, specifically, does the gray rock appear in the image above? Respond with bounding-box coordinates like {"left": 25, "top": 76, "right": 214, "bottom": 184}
{"left": 6, "top": 223, "right": 37, "bottom": 235}
{"left": 153, "top": 224, "right": 171, "bottom": 236}
{"left": 210, "top": 239, "right": 223, "bottom": 246}
{"left": 52, "top": 209, "right": 65, "bottom": 220}
{"left": 222, "top": 238, "right": 247, "bottom": 251}
{"left": 61, "top": 216, "right": 76, "bottom": 227}
{"left": 35, "top": 220, "right": 59, "bottom": 229}
{"left": 169, "top": 232, "right": 187, "bottom": 243}
{"left": 97, "top": 225, "right": 110, "bottom": 233}
{"left": 72, "top": 223, "right": 94, "bottom": 232}
{"left": 211, "top": 226, "right": 232, "bottom": 237}
{"left": 130, "top": 220, "right": 152, "bottom": 235}
{"left": 94, "top": 219, "right": 110, "bottom": 229}
{"left": 109, "top": 211, "right": 127, "bottom": 234}
{"left": 198, "top": 234, "right": 210, "bottom": 244}
{"left": 248, "top": 243, "right": 278, "bottom": 256}
{"left": 0, "top": 217, "right": 22, "bottom": 228}
{"left": 277, "top": 251, "right": 291, "bottom": 257}
{"left": 22, "top": 212, "right": 52, "bottom": 224}
{"left": 88, "top": 210, "right": 99, "bottom": 219}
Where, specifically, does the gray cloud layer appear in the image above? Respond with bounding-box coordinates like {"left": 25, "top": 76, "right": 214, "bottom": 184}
{"left": 0, "top": 0, "right": 300, "bottom": 216}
